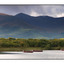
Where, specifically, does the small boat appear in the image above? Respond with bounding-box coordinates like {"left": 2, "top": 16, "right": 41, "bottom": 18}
{"left": 24, "top": 50, "right": 33, "bottom": 53}
{"left": 61, "top": 49, "right": 64, "bottom": 51}
{"left": 33, "top": 50, "right": 43, "bottom": 52}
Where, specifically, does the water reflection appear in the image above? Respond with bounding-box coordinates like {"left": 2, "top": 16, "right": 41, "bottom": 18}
{"left": 0, "top": 50, "right": 64, "bottom": 59}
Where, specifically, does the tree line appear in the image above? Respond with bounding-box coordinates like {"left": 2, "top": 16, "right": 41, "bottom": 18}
{"left": 0, "top": 37, "right": 64, "bottom": 50}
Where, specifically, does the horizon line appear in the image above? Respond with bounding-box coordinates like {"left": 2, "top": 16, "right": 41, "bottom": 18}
{"left": 0, "top": 12, "right": 64, "bottom": 18}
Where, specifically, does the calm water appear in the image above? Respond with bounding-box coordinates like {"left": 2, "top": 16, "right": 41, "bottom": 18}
{"left": 0, "top": 50, "right": 64, "bottom": 59}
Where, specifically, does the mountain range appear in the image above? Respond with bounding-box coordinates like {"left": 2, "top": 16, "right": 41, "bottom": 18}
{"left": 0, "top": 13, "right": 64, "bottom": 39}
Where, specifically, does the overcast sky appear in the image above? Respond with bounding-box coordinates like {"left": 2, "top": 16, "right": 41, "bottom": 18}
{"left": 0, "top": 5, "right": 64, "bottom": 17}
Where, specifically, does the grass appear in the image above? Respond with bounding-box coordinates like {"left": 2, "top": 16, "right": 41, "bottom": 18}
{"left": 0, "top": 47, "right": 63, "bottom": 51}
{"left": 0, "top": 47, "right": 43, "bottom": 51}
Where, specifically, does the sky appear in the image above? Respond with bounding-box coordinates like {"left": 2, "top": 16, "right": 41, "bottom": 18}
{"left": 0, "top": 5, "right": 64, "bottom": 17}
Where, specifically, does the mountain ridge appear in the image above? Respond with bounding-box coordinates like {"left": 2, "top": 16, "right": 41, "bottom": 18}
{"left": 0, "top": 13, "right": 63, "bottom": 38}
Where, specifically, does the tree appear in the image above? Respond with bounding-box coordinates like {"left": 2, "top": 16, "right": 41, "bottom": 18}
{"left": 8, "top": 37, "right": 16, "bottom": 40}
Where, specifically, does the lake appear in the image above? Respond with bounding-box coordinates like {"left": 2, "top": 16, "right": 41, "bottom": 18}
{"left": 0, "top": 50, "right": 64, "bottom": 60}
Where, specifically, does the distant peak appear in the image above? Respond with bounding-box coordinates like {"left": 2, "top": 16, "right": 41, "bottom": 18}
{"left": 15, "top": 13, "right": 27, "bottom": 15}
{"left": 15, "top": 13, "right": 32, "bottom": 17}
{"left": 15, "top": 13, "right": 54, "bottom": 18}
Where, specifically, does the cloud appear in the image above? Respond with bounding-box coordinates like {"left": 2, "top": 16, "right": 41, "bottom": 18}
{"left": 0, "top": 5, "right": 64, "bottom": 17}
{"left": 56, "top": 13, "right": 64, "bottom": 17}
{"left": 30, "top": 10, "right": 42, "bottom": 17}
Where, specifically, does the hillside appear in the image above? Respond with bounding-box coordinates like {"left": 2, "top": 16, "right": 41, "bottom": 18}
{"left": 0, "top": 13, "right": 64, "bottom": 38}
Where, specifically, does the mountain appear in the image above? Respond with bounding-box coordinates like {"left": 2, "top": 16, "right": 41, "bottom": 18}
{"left": 15, "top": 13, "right": 64, "bottom": 33}
{"left": 0, "top": 13, "right": 64, "bottom": 38}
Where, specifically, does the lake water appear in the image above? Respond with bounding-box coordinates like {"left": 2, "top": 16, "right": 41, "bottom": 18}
{"left": 0, "top": 50, "right": 64, "bottom": 60}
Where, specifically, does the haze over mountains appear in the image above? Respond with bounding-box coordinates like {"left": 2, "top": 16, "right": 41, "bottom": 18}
{"left": 0, "top": 13, "right": 64, "bottom": 39}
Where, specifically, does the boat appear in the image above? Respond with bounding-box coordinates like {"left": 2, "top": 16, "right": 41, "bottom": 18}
{"left": 33, "top": 50, "right": 43, "bottom": 52}
{"left": 61, "top": 49, "right": 64, "bottom": 51}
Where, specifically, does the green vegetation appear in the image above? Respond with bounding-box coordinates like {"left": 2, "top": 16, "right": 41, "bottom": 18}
{"left": 0, "top": 38, "right": 64, "bottom": 51}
